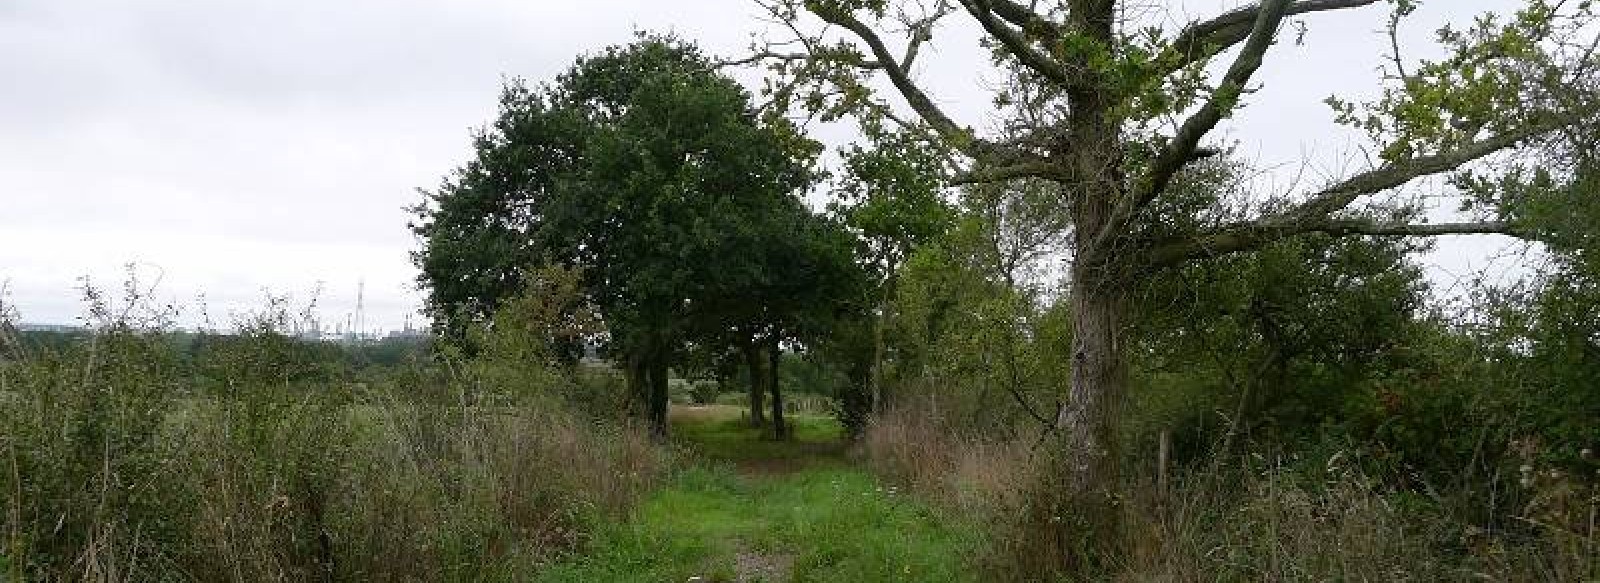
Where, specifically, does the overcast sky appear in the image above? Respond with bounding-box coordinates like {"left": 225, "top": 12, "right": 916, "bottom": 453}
{"left": 0, "top": 0, "right": 1529, "bottom": 331}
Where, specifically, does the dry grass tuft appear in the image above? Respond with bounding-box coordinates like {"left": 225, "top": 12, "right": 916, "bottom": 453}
{"left": 860, "top": 396, "right": 1034, "bottom": 517}
{"left": 859, "top": 395, "right": 1598, "bottom": 582}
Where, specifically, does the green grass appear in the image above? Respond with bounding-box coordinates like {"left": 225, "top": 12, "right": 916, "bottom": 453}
{"left": 536, "top": 406, "right": 979, "bottom": 582}
{"left": 670, "top": 405, "right": 847, "bottom": 466}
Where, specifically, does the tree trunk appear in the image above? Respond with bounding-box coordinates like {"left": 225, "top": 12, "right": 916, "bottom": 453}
{"left": 838, "top": 345, "right": 873, "bottom": 439}
{"left": 742, "top": 340, "right": 766, "bottom": 427}
{"left": 870, "top": 291, "right": 886, "bottom": 416}
{"left": 1046, "top": 277, "right": 1129, "bottom": 568}
{"left": 768, "top": 336, "right": 787, "bottom": 440}
{"left": 1044, "top": 42, "right": 1130, "bottom": 568}
{"left": 1157, "top": 428, "right": 1171, "bottom": 503}
{"left": 870, "top": 267, "right": 896, "bottom": 417}
{"left": 646, "top": 342, "right": 670, "bottom": 441}
{"left": 624, "top": 349, "right": 647, "bottom": 419}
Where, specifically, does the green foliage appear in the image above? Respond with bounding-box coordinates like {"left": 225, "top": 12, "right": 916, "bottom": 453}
{"left": 1469, "top": 157, "right": 1600, "bottom": 271}
{"left": 684, "top": 380, "right": 720, "bottom": 406}
{"left": 807, "top": 315, "right": 875, "bottom": 436}
{"left": 833, "top": 127, "right": 955, "bottom": 279}
{"left": 777, "top": 352, "right": 849, "bottom": 402}
{"left": 812, "top": 127, "right": 964, "bottom": 431}
{"left": 1132, "top": 230, "right": 1429, "bottom": 452}
{"left": 461, "top": 263, "right": 626, "bottom": 416}
{"left": 1327, "top": 0, "right": 1597, "bottom": 161}
{"left": 347, "top": 335, "right": 430, "bottom": 369}
{"left": 867, "top": 177, "right": 1068, "bottom": 429}
{"left": 738, "top": 0, "right": 1600, "bottom": 576}
{"left": 549, "top": 36, "right": 817, "bottom": 333}
{"left": 1455, "top": 268, "right": 1600, "bottom": 476}
{"left": 409, "top": 79, "right": 581, "bottom": 340}
{"left": 413, "top": 34, "right": 865, "bottom": 437}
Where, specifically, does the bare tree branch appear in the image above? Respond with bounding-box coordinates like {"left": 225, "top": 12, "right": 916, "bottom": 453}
{"left": 952, "top": 158, "right": 1067, "bottom": 184}
{"left": 988, "top": 0, "right": 1062, "bottom": 39}
{"left": 718, "top": 49, "right": 881, "bottom": 69}
{"left": 809, "top": 5, "right": 1003, "bottom": 158}
{"left": 1006, "top": 379, "right": 1053, "bottom": 426}
{"left": 1286, "top": 125, "right": 1552, "bottom": 221}
{"left": 1144, "top": 122, "right": 1564, "bottom": 267}
{"left": 1147, "top": 220, "right": 1517, "bottom": 265}
{"left": 1119, "top": 0, "right": 1292, "bottom": 224}
{"left": 1385, "top": 8, "right": 1410, "bottom": 81}
{"left": 898, "top": 2, "right": 955, "bottom": 71}
{"left": 959, "top": 0, "right": 1074, "bottom": 86}
{"left": 1330, "top": 220, "right": 1517, "bottom": 237}
{"left": 1164, "top": 0, "right": 1381, "bottom": 75}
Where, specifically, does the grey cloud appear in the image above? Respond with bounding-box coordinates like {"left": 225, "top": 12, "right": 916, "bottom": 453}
{"left": 0, "top": 0, "right": 1535, "bottom": 330}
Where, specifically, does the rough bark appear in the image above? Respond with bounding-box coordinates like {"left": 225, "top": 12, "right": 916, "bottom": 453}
{"left": 1050, "top": 14, "right": 1131, "bottom": 560}
{"left": 743, "top": 340, "right": 767, "bottom": 427}
{"left": 1044, "top": 268, "right": 1131, "bottom": 568}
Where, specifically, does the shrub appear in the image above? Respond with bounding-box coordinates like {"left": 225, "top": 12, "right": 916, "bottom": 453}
{"left": 1119, "top": 455, "right": 1598, "bottom": 582}
{"left": 686, "top": 380, "right": 720, "bottom": 406}
{"left": 0, "top": 286, "right": 661, "bottom": 581}
{"left": 860, "top": 393, "right": 1598, "bottom": 582}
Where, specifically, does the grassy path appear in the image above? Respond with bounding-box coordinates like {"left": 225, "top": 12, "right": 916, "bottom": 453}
{"left": 536, "top": 405, "right": 978, "bottom": 582}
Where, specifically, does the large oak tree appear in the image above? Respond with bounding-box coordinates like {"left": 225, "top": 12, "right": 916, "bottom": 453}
{"left": 745, "top": 0, "right": 1599, "bottom": 566}
{"left": 412, "top": 36, "right": 831, "bottom": 438}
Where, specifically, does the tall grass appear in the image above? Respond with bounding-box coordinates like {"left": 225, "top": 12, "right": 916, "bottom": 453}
{"left": 1117, "top": 457, "right": 1598, "bottom": 581}
{"left": 0, "top": 288, "right": 660, "bottom": 581}
{"left": 859, "top": 396, "right": 1042, "bottom": 579}
{"left": 860, "top": 396, "right": 1033, "bottom": 517}
{"left": 862, "top": 396, "right": 1599, "bottom": 582}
